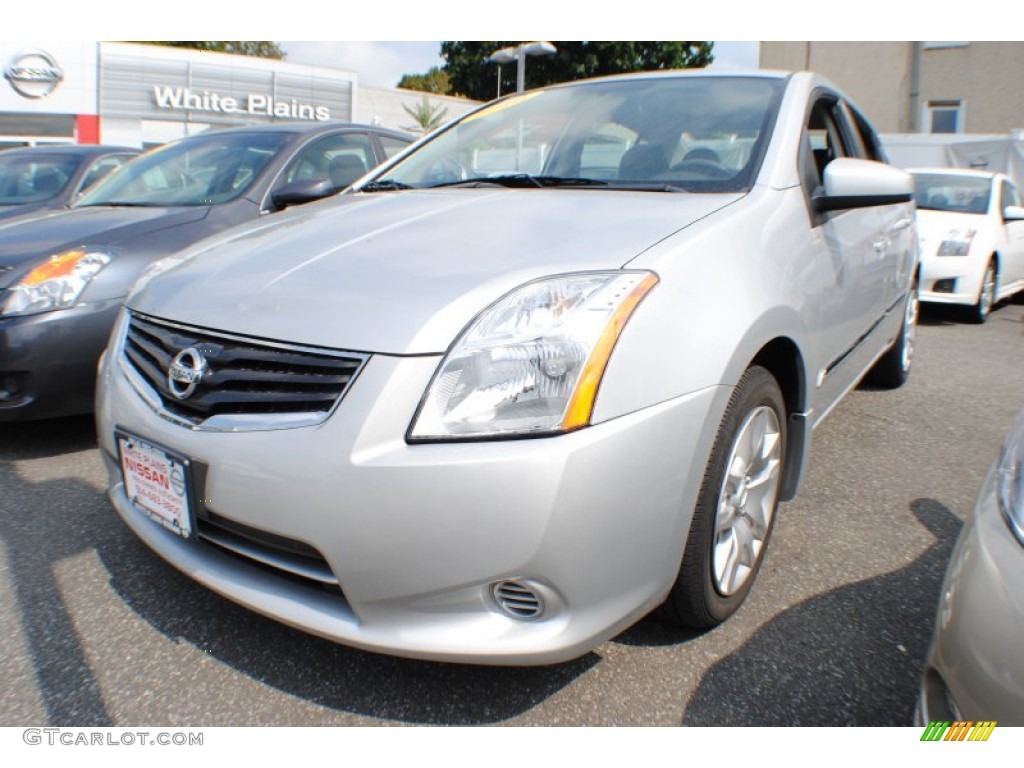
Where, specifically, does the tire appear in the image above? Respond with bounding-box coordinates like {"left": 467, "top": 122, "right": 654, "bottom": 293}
{"left": 868, "top": 274, "right": 918, "bottom": 388}
{"left": 659, "top": 366, "right": 786, "bottom": 628}
{"left": 969, "top": 260, "right": 997, "bottom": 324}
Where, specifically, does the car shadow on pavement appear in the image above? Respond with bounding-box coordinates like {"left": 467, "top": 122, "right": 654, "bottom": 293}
{"left": 680, "top": 498, "right": 961, "bottom": 726}
{"left": 0, "top": 459, "right": 115, "bottom": 726}
{"left": 0, "top": 414, "right": 97, "bottom": 461}
{"left": 0, "top": 420, "right": 597, "bottom": 725}
{"left": 99, "top": 542, "right": 598, "bottom": 724}
{"left": 916, "top": 304, "right": 961, "bottom": 326}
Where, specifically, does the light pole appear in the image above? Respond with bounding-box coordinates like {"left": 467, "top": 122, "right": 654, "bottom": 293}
{"left": 487, "top": 42, "right": 557, "bottom": 95}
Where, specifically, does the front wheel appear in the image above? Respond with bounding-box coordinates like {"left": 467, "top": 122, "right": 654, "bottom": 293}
{"left": 659, "top": 366, "right": 786, "bottom": 628}
{"left": 970, "top": 260, "right": 997, "bottom": 324}
{"left": 868, "top": 274, "right": 918, "bottom": 388}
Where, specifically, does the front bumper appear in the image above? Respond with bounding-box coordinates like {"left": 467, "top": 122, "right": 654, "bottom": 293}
{"left": 918, "top": 253, "right": 984, "bottom": 307}
{"left": 0, "top": 298, "right": 123, "bottom": 421}
{"left": 97, "top": 344, "right": 727, "bottom": 665}
{"left": 917, "top": 466, "right": 1024, "bottom": 725}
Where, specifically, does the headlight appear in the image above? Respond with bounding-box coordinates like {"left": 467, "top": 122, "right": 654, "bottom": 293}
{"left": 409, "top": 271, "right": 658, "bottom": 441}
{"left": 936, "top": 229, "right": 976, "bottom": 256}
{"left": 997, "top": 411, "right": 1024, "bottom": 546}
{"left": 1, "top": 248, "right": 112, "bottom": 316}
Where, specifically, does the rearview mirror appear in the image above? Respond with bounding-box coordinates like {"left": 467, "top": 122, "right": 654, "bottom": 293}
{"left": 271, "top": 178, "right": 336, "bottom": 209}
{"left": 814, "top": 158, "right": 913, "bottom": 213}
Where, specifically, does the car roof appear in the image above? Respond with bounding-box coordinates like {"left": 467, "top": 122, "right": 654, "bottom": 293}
{"left": 0, "top": 144, "right": 138, "bottom": 156}
{"left": 185, "top": 122, "right": 411, "bottom": 139}
{"left": 909, "top": 167, "right": 999, "bottom": 180}
{"left": 551, "top": 69, "right": 789, "bottom": 86}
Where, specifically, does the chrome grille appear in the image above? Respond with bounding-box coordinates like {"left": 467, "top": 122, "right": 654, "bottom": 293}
{"left": 123, "top": 312, "right": 366, "bottom": 426}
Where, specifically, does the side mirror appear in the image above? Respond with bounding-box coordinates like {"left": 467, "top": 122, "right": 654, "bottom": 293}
{"left": 813, "top": 158, "right": 913, "bottom": 213}
{"left": 1002, "top": 205, "right": 1024, "bottom": 222}
{"left": 271, "top": 178, "right": 336, "bottom": 209}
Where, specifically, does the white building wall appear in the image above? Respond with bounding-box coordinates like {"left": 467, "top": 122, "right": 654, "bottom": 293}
{"left": 355, "top": 87, "right": 479, "bottom": 135}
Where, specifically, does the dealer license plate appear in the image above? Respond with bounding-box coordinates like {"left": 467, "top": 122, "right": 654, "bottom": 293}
{"left": 117, "top": 431, "right": 194, "bottom": 538}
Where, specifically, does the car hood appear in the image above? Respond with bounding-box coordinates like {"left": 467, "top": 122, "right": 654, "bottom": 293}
{"left": 131, "top": 188, "right": 741, "bottom": 355}
{"left": 0, "top": 205, "right": 211, "bottom": 274}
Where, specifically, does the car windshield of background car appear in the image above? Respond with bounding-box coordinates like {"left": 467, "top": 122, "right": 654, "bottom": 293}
{"left": 0, "top": 154, "right": 79, "bottom": 204}
{"left": 371, "top": 76, "right": 783, "bottom": 194}
{"left": 913, "top": 173, "right": 992, "bottom": 214}
{"left": 76, "top": 132, "right": 292, "bottom": 207}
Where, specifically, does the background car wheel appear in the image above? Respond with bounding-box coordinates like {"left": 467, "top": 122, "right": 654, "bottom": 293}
{"left": 659, "top": 366, "right": 785, "bottom": 628}
{"left": 868, "top": 274, "right": 918, "bottom": 388}
{"left": 970, "top": 260, "right": 997, "bottom": 324}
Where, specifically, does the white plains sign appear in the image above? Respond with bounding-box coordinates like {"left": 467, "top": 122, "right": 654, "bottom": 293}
{"left": 153, "top": 86, "right": 331, "bottom": 121}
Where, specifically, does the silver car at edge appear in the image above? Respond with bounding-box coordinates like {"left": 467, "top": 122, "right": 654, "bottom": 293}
{"left": 917, "top": 412, "right": 1024, "bottom": 726}
{"left": 96, "top": 71, "right": 919, "bottom": 665}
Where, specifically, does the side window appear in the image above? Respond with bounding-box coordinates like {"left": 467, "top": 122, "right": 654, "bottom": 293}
{"left": 79, "top": 155, "right": 131, "bottom": 193}
{"left": 846, "top": 106, "right": 887, "bottom": 163}
{"left": 379, "top": 135, "right": 411, "bottom": 160}
{"left": 803, "top": 99, "right": 851, "bottom": 192}
{"left": 282, "top": 133, "right": 376, "bottom": 191}
{"left": 1001, "top": 180, "right": 1020, "bottom": 210}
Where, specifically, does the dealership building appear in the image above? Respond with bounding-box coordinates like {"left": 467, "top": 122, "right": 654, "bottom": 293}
{"left": 0, "top": 42, "right": 477, "bottom": 149}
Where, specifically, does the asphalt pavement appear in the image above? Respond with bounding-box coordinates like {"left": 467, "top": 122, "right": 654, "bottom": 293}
{"left": 1, "top": 299, "right": 1022, "bottom": 726}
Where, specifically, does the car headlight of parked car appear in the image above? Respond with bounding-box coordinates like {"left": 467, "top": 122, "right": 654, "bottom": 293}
{"left": 409, "top": 271, "right": 658, "bottom": 441}
{"left": 1, "top": 247, "right": 112, "bottom": 316}
{"left": 998, "top": 412, "right": 1024, "bottom": 546}
{"left": 936, "top": 229, "right": 976, "bottom": 256}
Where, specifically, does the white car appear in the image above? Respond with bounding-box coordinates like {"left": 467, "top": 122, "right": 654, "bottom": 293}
{"left": 912, "top": 168, "right": 1024, "bottom": 322}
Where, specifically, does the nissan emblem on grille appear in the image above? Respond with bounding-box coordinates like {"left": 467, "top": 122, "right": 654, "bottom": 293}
{"left": 167, "top": 347, "right": 207, "bottom": 400}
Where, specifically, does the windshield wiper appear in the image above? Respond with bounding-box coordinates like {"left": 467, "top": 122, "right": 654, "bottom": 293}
{"left": 360, "top": 179, "right": 413, "bottom": 192}
{"left": 603, "top": 181, "right": 690, "bottom": 193}
{"left": 77, "top": 201, "right": 160, "bottom": 207}
{"left": 429, "top": 174, "right": 609, "bottom": 190}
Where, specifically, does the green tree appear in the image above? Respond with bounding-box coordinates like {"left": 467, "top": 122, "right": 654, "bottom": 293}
{"left": 402, "top": 97, "right": 449, "bottom": 134}
{"left": 441, "top": 41, "right": 713, "bottom": 101}
{"left": 133, "top": 41, "right": 286, "bottom": 60}
{"left": 397, "top": 66, "right": 451, "bottom": 94}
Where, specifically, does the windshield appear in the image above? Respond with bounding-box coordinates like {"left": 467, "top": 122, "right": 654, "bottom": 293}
{"left": 77, "top": 131, "right": 291, "bottom": 207}
{"left": 366, "top": 76, "right": 784, "bottom": 193}
{"left": 913, "top": 173, "right": 992, "bottom": 214}
{"left": 0, "top": 153, "right": 78, "bottom": 204}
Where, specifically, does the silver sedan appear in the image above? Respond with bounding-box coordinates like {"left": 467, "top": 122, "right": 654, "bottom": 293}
{"left": 96, "top": 71, "right": 919, "bottom": 664}
{"left": 917, "top": 412, "right": 1024, "bottom": 725}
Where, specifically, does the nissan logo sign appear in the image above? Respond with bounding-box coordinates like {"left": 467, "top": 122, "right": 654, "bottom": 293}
{"left": 4, "top": 50, "right": 64, "bottom": 99}
{"left": 167, "top": 347, "right": 208, "bottom": 400}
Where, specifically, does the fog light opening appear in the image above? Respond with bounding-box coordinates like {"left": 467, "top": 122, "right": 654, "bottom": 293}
{"left": 491, "top": 580, "right": 545, "bottom": 620}
{"left": 0, "top": 374, "right": 24, "bottom": 402}
{"left": 932, "top": 278, "right": 957, "bottom": 294}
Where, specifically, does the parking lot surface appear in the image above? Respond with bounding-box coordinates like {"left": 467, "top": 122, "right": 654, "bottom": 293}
{"left": 2, "top": 301, "right": 1022, "bottom": 726}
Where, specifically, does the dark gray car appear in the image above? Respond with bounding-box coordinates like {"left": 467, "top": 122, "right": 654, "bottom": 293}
{"left": 0, "top": 122, "right": 412, "bottom": 420}
{"left": 0, "top": 144, "right": 138, "bottom": 224}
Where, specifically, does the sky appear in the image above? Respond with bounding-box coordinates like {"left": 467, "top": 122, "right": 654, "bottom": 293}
{"left": 280, "top": 41, "right": 760, "bottom": 89}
